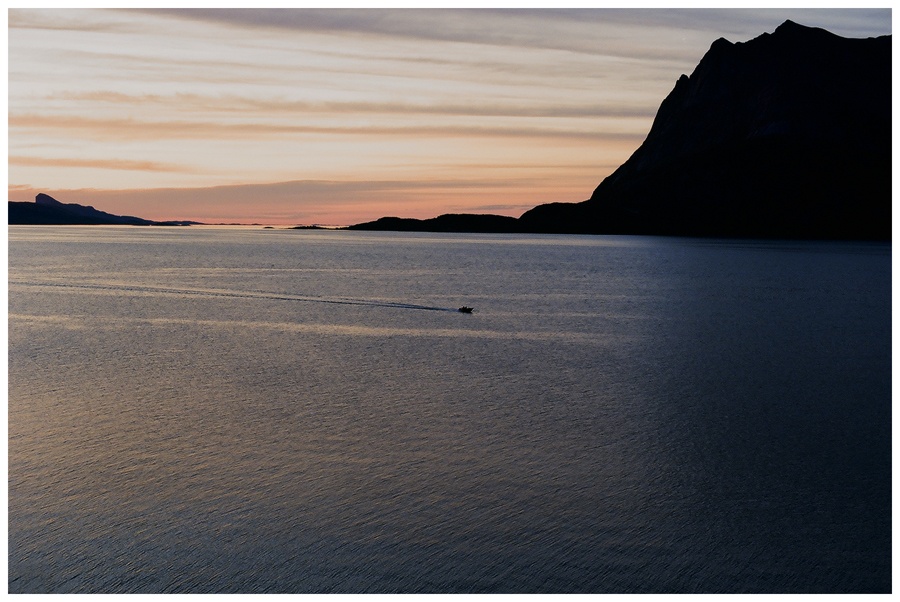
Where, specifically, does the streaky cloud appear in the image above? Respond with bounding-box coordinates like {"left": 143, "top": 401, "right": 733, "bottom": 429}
{"left": 513, "top": 8, "right": 892, "bottom": 39}
{"left": 52, "top": 91, "right": 657, "bottom": 120}
{"left": 134, "top": 8, "right": 891, "bottom": 58}
{"left": 9, "top": 155, "right": 194, "bottom": 173}
{"left": 12, "top": 177, "right": 577, "bottom": 197}
{"left": 38, "top": 39, "right": 686, "bottom": 93}
{"left": 132, "top": 8, "right": 697, "bottom": 61}
{"left": 9, "top": 113, "right": 645, "bottom": 143}
{"left": 9, "top": 8, "right": 139, "bottom": 33}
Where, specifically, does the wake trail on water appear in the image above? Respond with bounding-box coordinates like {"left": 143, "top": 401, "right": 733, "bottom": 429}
{"left": 11, "top": 280, "right": 460, "bottom": 313}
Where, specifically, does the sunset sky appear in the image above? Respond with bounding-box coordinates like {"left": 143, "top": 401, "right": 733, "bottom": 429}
{"left": 8, "top": 8, "right": 891, "bottom": 225}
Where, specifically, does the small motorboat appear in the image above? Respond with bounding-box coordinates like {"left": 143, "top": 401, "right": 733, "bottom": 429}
{"left": 458, "top": 306, "right": 474, "bottom": 313}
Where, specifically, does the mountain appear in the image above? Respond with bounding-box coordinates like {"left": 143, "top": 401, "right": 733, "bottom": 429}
{"left": 517, "top": 21, "right": 891, "bottom": 239}
{"left": 8, "top": 193, "right": 197, "bottom": 225}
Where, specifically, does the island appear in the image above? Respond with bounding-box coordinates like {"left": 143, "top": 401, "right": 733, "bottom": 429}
{"left": 8, "top": 193, "right": 199, "bottom": 226}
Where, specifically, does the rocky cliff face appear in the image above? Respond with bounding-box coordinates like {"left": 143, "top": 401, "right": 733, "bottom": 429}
{"left": 519, "top": 21, "right": 891, "bottom": 239}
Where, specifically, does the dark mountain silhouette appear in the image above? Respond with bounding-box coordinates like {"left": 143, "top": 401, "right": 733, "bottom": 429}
{"left": 8, "top": 193, "right": 198, "bottom": 225}
{"left": 354, "top": 21, "right": 891, "bottom": 240}
{"left": 518, "top": 20, "right": 891, "bottom": 239}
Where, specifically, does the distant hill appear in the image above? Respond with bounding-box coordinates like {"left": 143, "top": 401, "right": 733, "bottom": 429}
{"left": 347, "top": 213, "right": 520, "bottom": 233}
{"left": 355, "top": 21, "right": 891, "bottom": 240}
{"left": 8, "top": 193, "right": 198, "bottom": 226}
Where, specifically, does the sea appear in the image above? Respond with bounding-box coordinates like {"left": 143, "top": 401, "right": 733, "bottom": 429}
{"left": 7, "top": 226, "right": 892, "bottom": 593}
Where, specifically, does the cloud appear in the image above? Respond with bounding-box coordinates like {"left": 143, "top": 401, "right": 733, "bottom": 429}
{"left": 9, "top": 113, "right": 646, "bottom": 143}
{"left": 22, "top": 35, "right": 683, "bottom": 97}
{"left": 52, "top": 91, "right": 658, "bottom": 120}
{"left": 539, "top": 8, "right": 892, "bottom": 39}
{"left": 138, "top": 9, "right": 607, "bottom": 51}
{"left": 9, "top": 155, "right": 194, "bottom": 173}
{"left": 134, "top": 8, "right": 892, "bottom": 58}
{"left": 9, "top": 8, "right": 137, "bottom": 33}
{"left": 131, "top": 8, "right": 700, "bottom": 61}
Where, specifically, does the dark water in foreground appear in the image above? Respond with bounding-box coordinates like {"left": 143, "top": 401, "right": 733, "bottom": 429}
{"left": 8, "top": 227, "right": 891, "bottom": 593}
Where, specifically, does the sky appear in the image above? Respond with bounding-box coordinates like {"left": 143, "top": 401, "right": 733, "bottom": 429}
{"left": 7, "top": 7, "right": 892, "bottom": 225}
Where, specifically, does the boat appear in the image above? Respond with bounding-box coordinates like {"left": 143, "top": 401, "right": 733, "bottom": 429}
{"left": 458, "top": 306, "right": 474, "bottom": 313}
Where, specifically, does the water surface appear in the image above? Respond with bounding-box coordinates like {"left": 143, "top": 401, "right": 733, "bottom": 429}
{"left": 8, "top": 227, "right": 891, "bottom": 592}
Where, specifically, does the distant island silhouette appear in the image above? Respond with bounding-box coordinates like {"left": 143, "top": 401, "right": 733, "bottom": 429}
{"left": 347, "top": 214, "right": 520, "bottom": 233}
{"left": 8, "top": 193, "right": 199, "bottom": 226}
{"left": 354, "top": 21, "right": 891, "bottom": 240}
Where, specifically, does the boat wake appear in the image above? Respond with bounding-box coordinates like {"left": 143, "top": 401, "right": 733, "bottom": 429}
{"left": 10, "top": 279, "right": 462, "bottom": 313}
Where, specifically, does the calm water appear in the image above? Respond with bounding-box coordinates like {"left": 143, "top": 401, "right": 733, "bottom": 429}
{"left": 8, "top": 226, "right": 891, "bottom": 593}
